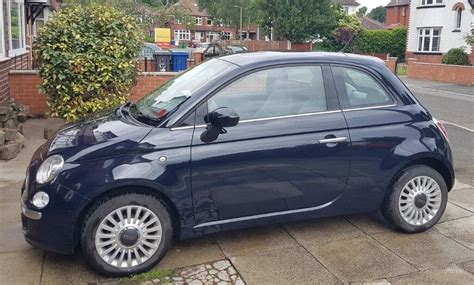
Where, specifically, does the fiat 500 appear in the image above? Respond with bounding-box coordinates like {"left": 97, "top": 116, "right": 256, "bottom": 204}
{"left": 21, "top": 52, "right": 454, "bottom": 276}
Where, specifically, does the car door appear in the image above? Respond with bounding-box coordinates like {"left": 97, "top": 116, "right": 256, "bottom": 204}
{"left": 190, "top": 65, "right": 351, "bottom": 226}
{"left": 332, "top": 65, "right": 410, "bottom": 212}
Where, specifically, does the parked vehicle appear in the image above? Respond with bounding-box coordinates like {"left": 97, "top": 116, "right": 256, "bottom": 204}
{"left": 224, "top": 45, "right": 248, "bottom": 54}
{"left": 21, "top": 52, "right": 454, "bottom": 277}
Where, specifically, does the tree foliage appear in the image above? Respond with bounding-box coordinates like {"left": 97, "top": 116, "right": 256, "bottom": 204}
{"left": 356, "top": 6, "right": 367, "bottom": 17}
{"left": 255, "top": 0, "right": 340, "bottom": 43}
{"left": 368, "top": 6, "right": 387, "bottom": 23}
{"left": 34, "top": 5, "right": 143, "bottom": 121}
{"left": 198, "top": 0, "right": 258, "bottom": 31}
{"left": 442, "top": 48, "right": 471, "bottom": 66}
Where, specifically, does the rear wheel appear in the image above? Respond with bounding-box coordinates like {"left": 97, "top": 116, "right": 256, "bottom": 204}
{"left": 382, "top": 165, "right": 448, "bottom": 233}
{"left": 81, "top": 193, "right": 173, "bottom": 277}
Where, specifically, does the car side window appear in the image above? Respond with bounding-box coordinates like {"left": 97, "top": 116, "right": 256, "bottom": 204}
{"left": 338, "top": 67, "right": 393, "bottom": 109}
{"left": 207, "top": 66, "right": 327, "bottom": 121}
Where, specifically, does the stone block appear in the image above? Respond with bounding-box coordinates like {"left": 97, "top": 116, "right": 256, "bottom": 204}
{"left": 15, "top": 133, "right": 26, "bottom": 149}
{"left": 4, "top": 129, "right": 17, "bottom": 142}
{"left": 0, "top": 131, "right": 4, "bottom": 146}
{"left": 0, "top": 106, "right": 10, "bottom": 115}
{"left": 3, "top": 119, "right": 17, "bottom": 129}
{"left": 0, "top": 144, "right": 19, "bottom": 160}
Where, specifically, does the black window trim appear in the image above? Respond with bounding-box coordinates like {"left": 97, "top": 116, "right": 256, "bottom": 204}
{"left": 330, "top": 64, "right": 399, "bottom": 111}
{"left": 171, "top": 63, "right": 341, "bottom": 130}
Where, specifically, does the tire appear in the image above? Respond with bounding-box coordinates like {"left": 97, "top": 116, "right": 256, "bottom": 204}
{"left": 382, "top": 165, "right": 448, "bottom": 233}
{"left": 81, "top": 193, "right": 173, "bottom": 277}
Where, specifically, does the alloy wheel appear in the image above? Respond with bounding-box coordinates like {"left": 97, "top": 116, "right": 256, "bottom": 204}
{"left": 94, "top": 205, "right": 162, "bottom": 268}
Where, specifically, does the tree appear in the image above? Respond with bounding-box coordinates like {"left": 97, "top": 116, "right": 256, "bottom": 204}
{"left": 255, "top": 0, "right": 340, "bottom": 43}
{"left": 356, "top": 6, "right": 368, "bottom": 17}
{"left": 198, "top": 0, "right": 258, "bottom": 32}
{"left": 333, "top": 15, "right": 361, "bottom": 47}
{"left": 368, "top": 6, "right": 387, "bottom": 23}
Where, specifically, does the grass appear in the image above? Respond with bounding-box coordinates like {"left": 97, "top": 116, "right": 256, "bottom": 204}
{"left": 123, "top": 269, "right": 175, "bottom": 283}
{"left": 396, "top": 63, "right": 407, "bottom": 76}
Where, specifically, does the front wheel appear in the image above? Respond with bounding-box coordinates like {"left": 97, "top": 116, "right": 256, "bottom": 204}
{"left": 382, "top": 165, "right": 448, "bottom": 233}
{"left": 81, "top": 193, "right": 173, "bottom": 277}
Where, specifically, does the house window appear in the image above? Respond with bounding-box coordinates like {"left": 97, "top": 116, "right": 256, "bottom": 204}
{"left": 206, "top": 18, "right": 213, "bottom": 26}
{"left": 0, "top": 1, "right": 4, "bottom": 57}
{"left": 9, "top": 0, "right": 26, "bottom": 55}
{"left": 221, "top": 32, "right": 232, "bottom": 40}
{"left": 195, "top": 17, "right": 202, "bottom": 26}
{"left": 455, "top": 8, "right": 462, "bottom": 30}
{"left": 174, "top": 30, "right": 191, "bottom": 41}
{"left": 195, "top": 32, "right": 204, "bottom": 41}
{"left": 420, "top": 0, "right": 443, "bottom": 6}
{"left": 33, "top": 9, "right": 48, "bottom": 37}
{"left": 418, "top": 28, "right": 441, "bottom": 52}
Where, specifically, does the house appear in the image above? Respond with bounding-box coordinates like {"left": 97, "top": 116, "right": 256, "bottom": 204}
{"left": 170, "top": 0, "right": 258, "bottom": 45}
{"left": 406, "top": 0, "right": 474, "bottom": 63}
{"left": 385, "top": 0, "right": 410, "bottom": 28}
{"left": 1, "top": 0, "right": 61, "bottom": 104}
{"left": 332, "top": 0, "right": 361, "bottom": 15}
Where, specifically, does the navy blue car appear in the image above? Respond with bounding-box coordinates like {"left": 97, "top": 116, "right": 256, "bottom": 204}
{"left": 21, "top": 52, "right": 454, "bottom": 276}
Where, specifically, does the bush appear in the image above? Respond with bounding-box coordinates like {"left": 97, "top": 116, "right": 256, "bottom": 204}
{"left": 350, "top": 27, "right": 407, "bottom": 60}
{"left": 34, "top": 5, "right": 143, "bottom": 121}
{"left": 442, "top": 48, "right": 471, "bottom": 66}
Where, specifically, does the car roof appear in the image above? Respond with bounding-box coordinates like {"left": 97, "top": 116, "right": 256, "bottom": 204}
{"left": 219, "top": 51, "right": 385, "bottom": 68}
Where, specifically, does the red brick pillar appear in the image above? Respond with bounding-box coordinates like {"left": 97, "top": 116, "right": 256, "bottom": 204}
{"left": 406, "top": 58, "right": 417, "bottom": 78}
{"left": 194, "top": 52, "right": 204, "bottom": 65}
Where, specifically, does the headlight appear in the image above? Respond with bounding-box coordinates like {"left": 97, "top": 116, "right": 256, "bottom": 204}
{"left": 36, "top": 155, "right": 64, "bottom": 184}
{"left": 31, "top": 191, "right": 50, "bottom": 209}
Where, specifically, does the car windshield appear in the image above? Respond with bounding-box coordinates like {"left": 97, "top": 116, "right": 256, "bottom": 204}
{"left": 133, "top": 59, "right": 236, "bottom": 123}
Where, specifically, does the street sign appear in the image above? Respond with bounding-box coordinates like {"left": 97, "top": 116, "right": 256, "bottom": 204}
{"left": 155, "top": 28, "right": 171, "bottom": 49}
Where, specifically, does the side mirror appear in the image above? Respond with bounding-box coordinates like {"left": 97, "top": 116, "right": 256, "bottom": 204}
{"left": 201, "top": 107, "right": 239, "bottom": 143}
{"left": 205, "top": 107, "right": 240, "bottom": 128}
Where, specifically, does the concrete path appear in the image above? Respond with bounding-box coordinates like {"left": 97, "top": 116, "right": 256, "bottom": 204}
{"left": 1, "top": 113, "right": 474, "bottom": 284}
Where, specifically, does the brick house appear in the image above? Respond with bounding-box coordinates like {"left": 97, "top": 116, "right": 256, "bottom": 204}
{"left": 385, "top": 0, "right": 410, "bottom": 28}
{"left": 406, "top": 0, "right": 474, "bottom": 63}
{"left": 0, "top": 0, "right": 61, "bottom": 104}
{"left": 331, "top": 0, "right": 361, "bottom": 15}
{"left": 170, "top": 0, "right": 259, "bottom": 45}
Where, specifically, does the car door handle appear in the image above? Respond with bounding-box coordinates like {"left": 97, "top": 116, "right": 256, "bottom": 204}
{"left": 318, "top": 137, "right": 348, "bottom": 144}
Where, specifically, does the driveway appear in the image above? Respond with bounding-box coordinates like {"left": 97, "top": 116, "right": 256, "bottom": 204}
{"left": 1, "top": 78, "right": 474, "bottom": 284}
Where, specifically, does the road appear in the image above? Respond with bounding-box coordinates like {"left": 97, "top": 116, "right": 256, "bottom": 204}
{"left": 407, "top": 83, "right": 474, "bottom": 187}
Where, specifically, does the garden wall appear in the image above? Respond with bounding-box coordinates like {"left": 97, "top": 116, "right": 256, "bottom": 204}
{"left": 407, "top": 59, "right": 474, "bottom": 86}
{"left": 9, "top": 70, "right": 177, "bottom": 116}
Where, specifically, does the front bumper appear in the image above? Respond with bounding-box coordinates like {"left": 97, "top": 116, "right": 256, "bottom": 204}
{"left": 21, "top": 172, "right": 91, "bottom": 254}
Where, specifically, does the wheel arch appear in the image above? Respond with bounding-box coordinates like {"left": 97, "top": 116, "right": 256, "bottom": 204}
{"left": 73, "top": 184, "right": 182, "bottom": 251}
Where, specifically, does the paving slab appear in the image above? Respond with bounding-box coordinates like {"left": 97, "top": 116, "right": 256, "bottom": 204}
{"left": 345, "top": 213, "right": 393, "bottom": 235}
{"left": 449, "top": 188, "right": 474, "bottom": 212}
{"left": 41, "top": 252, "right": 108, "bottom": 285}
{"left": 231, "top": 246, "right": 339, "bottom": 284}
{"left": 215, "top": 225, "right": 299, "bottom": 257}
{"left": 305, "top": 236, "right": 416, "bottom": 282}
{"left": 458, "top": 260, "right": 474, "bottom": 274}
{"left": 389, "top": 264, "right": 474, "bottom": 284}
{"left": 439, "top": 202, "right": 473, "bottom": 224}
{"left": 155, "top": 236, "right": 224, "bottom": 270}
{"left": 0, "top": 249, "right": 43, "bottom": 284}
{"left": 435, "top": 216, "right": 474, "bottom": 250}
{"left": 372, "top": 230, "right": 474, "bottom": 270}
{"left": 0, "top": 181, "right": 21, "bottom": 224}
{"left": 0, "top": 221, "right": 33, "bottom": 253}
{"left": 284, "top": 216, "right": 364, "bottom": 245}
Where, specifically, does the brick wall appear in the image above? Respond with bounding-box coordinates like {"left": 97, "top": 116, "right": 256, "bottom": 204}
{"left": 9, "top": 71, "right": 177, "bottom": 116}
{"left": 384, "top": 57, "right": 398, "bottom": 73}
{"left": 405, "top": 52, "right": 443, "bottom": 64}
{"left": 385, "top": 5, "right": 409, "bottom": 28}
{"left": 407, "top": 59, "right": 474, "bottom": 86}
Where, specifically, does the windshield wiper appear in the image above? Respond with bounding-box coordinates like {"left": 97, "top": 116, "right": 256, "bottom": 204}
{"left": 128, "top": 103, "right": 161, "bottom": 126}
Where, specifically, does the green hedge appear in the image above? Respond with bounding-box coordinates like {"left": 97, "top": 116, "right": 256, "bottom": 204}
{"left": 350, "top": 27, "right": 407, "bottom": 60}
{"left": 34, "top": 5, "right": 143, "bottom": 121}
{"left": 442, "top": 48, "right": 471, "bottom": 66}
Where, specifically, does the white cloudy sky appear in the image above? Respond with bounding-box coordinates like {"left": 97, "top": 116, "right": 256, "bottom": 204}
{"left": 357, "top": 0, "right": 391, "bottom": 12}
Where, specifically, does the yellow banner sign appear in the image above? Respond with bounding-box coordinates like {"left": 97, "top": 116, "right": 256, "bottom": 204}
{"left": 155, "top": 28, "right": 171, "bottom": 48}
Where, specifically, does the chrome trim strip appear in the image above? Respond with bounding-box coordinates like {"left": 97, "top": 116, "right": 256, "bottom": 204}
{"left": 318, "top": 137, "right": 348, "bottom": 144}
{"left": 170, "top": 110, "right": 342, "bottom": 131}
{"left": 343, "top": 104, "right": 397, "bottom": 112}
{"left": 193, "top": 201, "right": 333, "bottom": 229}
{"left": 22, "top": 204, "right": 42, "bottom": 220}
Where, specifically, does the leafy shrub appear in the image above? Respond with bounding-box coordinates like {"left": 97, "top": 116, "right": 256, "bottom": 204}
{"left": 351, "top": 27, "right": 407, "bottom": 60}
{"left": 442, "top": 48, "right": 471, "bottom": 66}
{"left": 34, "top": 5, "right": 143, "bottom": 121}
